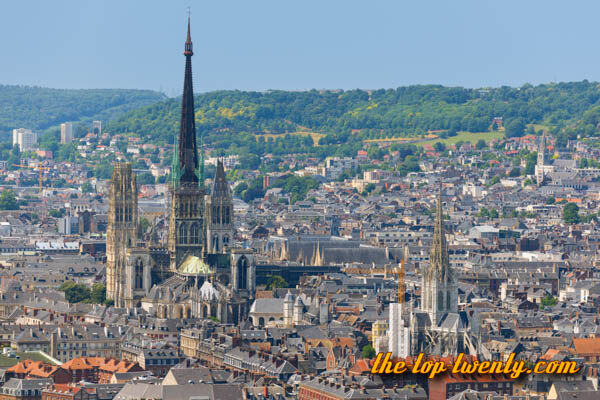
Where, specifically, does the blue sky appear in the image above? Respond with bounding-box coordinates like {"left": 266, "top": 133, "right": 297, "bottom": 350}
{"left": 2, "top": 1, "right": 599, "bottom": 94}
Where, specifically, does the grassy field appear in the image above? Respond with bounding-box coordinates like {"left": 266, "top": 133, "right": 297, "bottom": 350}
{"left": 529, "top": 123, "right": 549, "bottom": 133}
{"left": 363, "top": 134, "right": 437, "bottom": 144}
{"left": 415, "top": 130, "right": 505, "bottom": 148}
{"left": 0, "top": 351, "right": 59, "bottom": 367}
{"left": 257, "top": 131, "right": 324, "bottom": 145}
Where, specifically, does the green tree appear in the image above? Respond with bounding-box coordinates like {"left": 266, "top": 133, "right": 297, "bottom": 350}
{"left": 266, "top": 275, "right": 288, "bottom": 290}
{"left": 509, "top": 167, "right": 520, "bottom": 177}
{"left": 505, "top": 118, "right": 526, "bottom": 138}
{"left": 58, "top": 281, "right": 76, "bottom": 292}
{"left": 361, "top": 345, "right": 376, "bottom": 359}
{"left": 7, "top": 146, "right": 21, "bottom": 170}
{"left": 137, "top": 172, "right": 155, "bottom": 185}
{"left": 476, "top": 139, "right": 487, "bottom": 150}
{"left": 563, "top": 203, "right": 580, "bottom": 224}
{"left": 61, "top": 282, "right": 91, "bottom": 303}
{"left": 94, "top": 164, "right": 113, "bottom": 179}
{"left": 362, "top": 183, "right": 376, "bottom": 196}
{"left": 139, "top": 217, "right": 150, "bottom": 238}
{"left": 0, "top": 190, "right": 19, "bottom": 210}
{"left": 488, "top": 176, "right": 500, "bottom": 186}
{"left": 540, "top": 294, "right": 558, "bottom": 309}
{"left": 49, "top": 208, "right": 66, "bottom": 218}
{"left": 90, "top": 283, "right": 106, "bottom": 304}
{"left": 81, "top": 182, "right": 94, "bottom": 193}
{"left": 239, "top": 154, "right": 261, "bottom": 170}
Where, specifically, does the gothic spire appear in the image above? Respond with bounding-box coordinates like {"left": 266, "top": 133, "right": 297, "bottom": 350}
{"left": 396, "top": 259, "right": 405, "bottom": 303}
{"left": 177, "top": 16, "right": 199, "bottom": 186}
{"left": 429, "top": 181, "right": 450, "bottom": 280}
{"left": 211, "top": 159, "right": 230, "bottom": 198}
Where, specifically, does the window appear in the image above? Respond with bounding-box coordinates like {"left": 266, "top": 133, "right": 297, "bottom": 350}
{"left": 135, "top": 259, "right": 144, "bottom": 290}
{"left": 223, "top": 206, "right": 230, "bottom": 224}
{"left": 190, "top": 223, "right": 199, "bottom": 244}
{"left": 179, "top": 223, "right": 187, "bottom": 244}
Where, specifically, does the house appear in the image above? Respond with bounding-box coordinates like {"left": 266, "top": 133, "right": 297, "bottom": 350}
{"left": 572, "top": 338, "right": 600, "bottom": 363}
{"left": 0, "top": 378, "right": 53, "bottom": 400}
{"left": 6, "top": 360, "right": 71, "bottom": 384}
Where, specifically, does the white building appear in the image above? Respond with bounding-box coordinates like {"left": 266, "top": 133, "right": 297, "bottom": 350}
{"left": 92, "top": 120, "right": 102, "bottom": 135}
{"left": 388, "top": 303, "right": 411, "bottom": 357}
{"left": 12, "top": 128, "right": 37, "bottom": 152}
{"left": 61, "top": 122, "right": 73, "bottom": 144}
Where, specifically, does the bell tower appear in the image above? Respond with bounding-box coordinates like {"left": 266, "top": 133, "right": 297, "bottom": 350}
{"left": 206, "top": 160, "right": 234, "bottom": 254}
{"left": 106, "top": 163, "right": 138, "bottom": 307}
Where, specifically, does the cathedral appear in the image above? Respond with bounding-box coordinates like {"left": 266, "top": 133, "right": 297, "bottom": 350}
{"left": 388, "top": 183, "right": 474, "bottom": 357}
{"left": 105, "top": 18, "right": 255, "bottom": 323}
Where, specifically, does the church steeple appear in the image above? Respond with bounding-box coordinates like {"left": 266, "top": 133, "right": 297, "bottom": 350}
{"left": 430, "top": 181, "right": 450, "bottom": 280}
{"left": 177, "top": 16, "right": 199, "bottom": 186}
{"left": 211, "top": 160, "right": 230, "bottom": 198}
{"left": 185, "top": 17, "right": 193, "bottom": 56}
{"left": 421, "top": 181, "right": 457, "bottom": 326}
{"left": 168, "top": 16, "right": 206, "bottom": 271}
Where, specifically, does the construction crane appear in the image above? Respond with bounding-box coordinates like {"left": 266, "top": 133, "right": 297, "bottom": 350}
{"left": 12, "top": 164, "right": 50, "bottom": 195}
{"left": 391, "top": 258, "right": 406, "bottom": 303}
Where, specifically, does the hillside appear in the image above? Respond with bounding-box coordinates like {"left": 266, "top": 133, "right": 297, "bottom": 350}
{"left": 105, "top": 81, "right": 600, "bottom": 157}
{"left": 0, "top": 85, "right": 166, "bottom": 135}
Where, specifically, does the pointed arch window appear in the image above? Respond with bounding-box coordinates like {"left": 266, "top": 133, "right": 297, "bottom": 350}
{"left": 437, "top": 291, "right": 444, "bottom": 311}
{"left": 179, "top": 223, "right": 188, "bottom": 244}
{"left": 190, "top": 223, "right": 199, "bottom": 244}
{"left": 237, "top": 256, "right": 248, "bottom": 290}
{"left": 135, "top": 259, "right": 144, "bottom": 290}
{"left": 223, "top": 206, "right": 230, "bottom": 225}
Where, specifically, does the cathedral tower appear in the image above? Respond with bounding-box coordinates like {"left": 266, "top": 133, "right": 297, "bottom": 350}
{"left": 106, "top": 163, "right": 138, "bottom": 306}
{"left": 206, "top": 160, "right": 234, "bottom": 254}
{"left": 168, "top": 17, "right": 206, "bottom": 271}
{"left": 421, "top": 182, "right": 458, "bottom": 325}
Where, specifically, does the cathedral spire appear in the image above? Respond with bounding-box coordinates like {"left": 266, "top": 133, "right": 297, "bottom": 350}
{"left": 211, "top": 159, "right": 230, "bottom": 198}
{"left": 430, "top": 181, "right": 449, "bottom": 279}
{"left": 185, "top": 16, "right": 193, "bottom": 56}
{"left": 177, "top": 16, "right": 199, "bottom": 186}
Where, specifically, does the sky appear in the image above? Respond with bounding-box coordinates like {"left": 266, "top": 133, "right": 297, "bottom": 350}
{"left": 2, "top": 1, "right": 600, "bottom": 94}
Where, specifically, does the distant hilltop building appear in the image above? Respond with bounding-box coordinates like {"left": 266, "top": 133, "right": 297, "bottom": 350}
{"left": 93, "top": 120, "right": 102, "bottom": 135}
{"left": 60, "top": 122, "right": 73, "bottom": 144}
{"left": 105, "top": 18, "right": 255, "bottom": 323}
{"left": 12, "top": 128, "right": 37, "bottom": 152}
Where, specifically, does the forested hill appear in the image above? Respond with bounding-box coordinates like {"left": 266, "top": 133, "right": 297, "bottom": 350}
{"left": 104, "top": 81, "right": 600, "bottom": 154}
{"left": 0, "top": 85, "right": 166, "bottom": 135}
